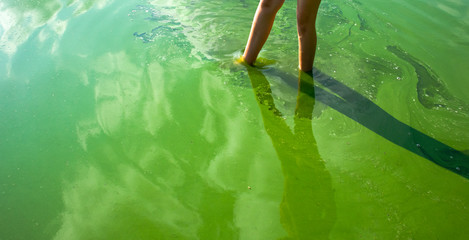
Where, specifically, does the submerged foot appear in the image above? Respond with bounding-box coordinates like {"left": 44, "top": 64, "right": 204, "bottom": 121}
{"left": 235, "top": 56, "right": 276, "bottom": 69}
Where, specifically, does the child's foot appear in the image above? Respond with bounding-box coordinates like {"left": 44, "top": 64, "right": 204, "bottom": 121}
{"left": 234, "top": 56, "right": 252, "bottom": 68}
{"left": 235, "top": 56, "right": 276, "bottom": 69}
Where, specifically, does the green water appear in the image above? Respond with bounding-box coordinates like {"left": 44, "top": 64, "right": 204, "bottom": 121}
{"left": 1, "top": 0, "right": 469, "bottom": 239}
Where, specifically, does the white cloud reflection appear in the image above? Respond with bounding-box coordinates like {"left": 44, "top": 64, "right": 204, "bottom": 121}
{"left": 56, "top": 1, "right": 287, "bottom": 238}
{"left": 59, "top": 49, "right": 197, "bottom": 238}
{"left": 89, "top": 51, "right": 172, "bottom": 136}
{"left": 55, "top": 161, "right": 201, "bottom": 240}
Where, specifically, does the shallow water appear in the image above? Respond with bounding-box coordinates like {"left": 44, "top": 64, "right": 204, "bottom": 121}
{"left": 1, "top": 0, "right": 469, "bottom": 239}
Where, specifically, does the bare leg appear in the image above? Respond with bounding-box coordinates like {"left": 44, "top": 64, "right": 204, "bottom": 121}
{"left": 243, "top": 0, "right": 285, "bottom": 65}
{"left": 297, "top": 0, "right": 321, "bottom": 72}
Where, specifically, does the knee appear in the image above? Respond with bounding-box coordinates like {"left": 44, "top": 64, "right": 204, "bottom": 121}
{"left": 297, "top": 14, "right": 315, "bottom": 36}
{"left": 259, "top": 0, "right": 285, "bottom": 13}
{"left": 297, "top": 1, "right": 321, "bottom": 35}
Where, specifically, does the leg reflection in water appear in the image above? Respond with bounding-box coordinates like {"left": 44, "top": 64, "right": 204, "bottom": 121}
{"left": 246, "top": 66, "right": 336, "bottom": 239}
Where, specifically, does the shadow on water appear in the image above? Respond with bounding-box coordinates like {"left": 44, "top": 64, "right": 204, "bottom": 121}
{"left": 262, "top": 66, "right": 469, "bottom": 180}
{"left": 246, "top": 67, "right": 336, "bottom": 239}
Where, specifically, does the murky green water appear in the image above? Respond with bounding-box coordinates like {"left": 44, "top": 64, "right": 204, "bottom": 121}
{"left": 1, "top": 0, "right": 469, "bottom": 239}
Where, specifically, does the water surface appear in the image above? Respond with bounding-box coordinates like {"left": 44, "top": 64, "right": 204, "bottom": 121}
{"left": 1, "top": 0, "right": 469, "bottom": 239}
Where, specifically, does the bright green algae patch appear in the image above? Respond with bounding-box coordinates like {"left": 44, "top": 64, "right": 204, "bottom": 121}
{"left": 1, "top": 0, "right": 469, "bottom": 239}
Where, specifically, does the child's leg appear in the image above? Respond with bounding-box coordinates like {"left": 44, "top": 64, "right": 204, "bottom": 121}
{"left": 297, "top": 0, "right": 321, "bottom": 72}
{"left": 243, "top": 0, "right": 285, "bottom": 65}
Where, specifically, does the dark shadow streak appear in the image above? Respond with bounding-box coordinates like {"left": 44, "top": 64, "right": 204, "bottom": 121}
{"left": 265, "top": 67, "right": 469, "bottom": 179}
